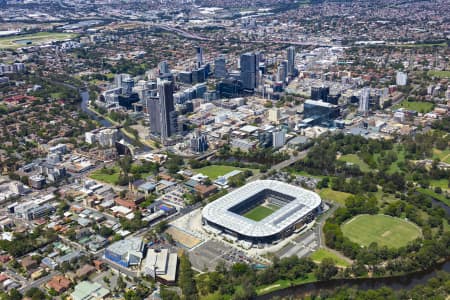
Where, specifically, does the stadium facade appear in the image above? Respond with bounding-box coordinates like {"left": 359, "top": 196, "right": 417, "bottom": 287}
{"left": 202, "top": 180, "right": 322, "bottom": 244}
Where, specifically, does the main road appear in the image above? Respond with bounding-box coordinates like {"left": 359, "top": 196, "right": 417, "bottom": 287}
{"left": 248, "top": 149, "right": 309, "bottom": 181}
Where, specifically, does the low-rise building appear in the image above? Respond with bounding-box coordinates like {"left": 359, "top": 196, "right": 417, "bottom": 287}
{"left": 104, "top": 237, "right": 144, "bottom": 267}
{"left": 142, "top": 249, "right": 178, "bottom": 284}
{"left": 70, "top": 281, "right": 110, "bottom": 300}
{"left": 46, "top": 275, "right": 71, "bottom": 293}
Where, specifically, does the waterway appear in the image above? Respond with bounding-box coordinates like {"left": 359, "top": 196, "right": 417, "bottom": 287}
{"left": 257, "top": 198, "right": 450, "bottom": 299}
{"left": 80, "top": 90, "right": 111, "bottom": 127}
{"left": 80, "top": 90, "right": 150, "bottom": 152}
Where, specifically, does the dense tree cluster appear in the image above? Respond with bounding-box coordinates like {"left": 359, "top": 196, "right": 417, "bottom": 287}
{"left": 178, "top": 253, "right": 198, "bottom": 300}
{"left": 313, "top": 271, "right": 450, "bottom": 300}
{"left": 0, "top": 227, "right": 58, "bottom": 257}
{"left": 217, "top": 144, "right": 290, "bottom": 167}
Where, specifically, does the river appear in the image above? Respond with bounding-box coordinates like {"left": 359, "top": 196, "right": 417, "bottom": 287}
{"left": 80, "top": 90, "right": 150, "bottom": 152}
{"left": 257, "top": 198, "right": 450, "bottom": 299}
{"left": 80, "top": 90, "right": 112, "bottom": 128}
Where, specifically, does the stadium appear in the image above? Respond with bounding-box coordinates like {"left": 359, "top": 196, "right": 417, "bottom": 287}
{"left": 202, "top": 180, "right": 323, "bottom": 244}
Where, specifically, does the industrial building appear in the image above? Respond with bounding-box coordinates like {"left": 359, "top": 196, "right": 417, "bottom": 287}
{"left": 142, "top": 249, "right": 178, "bottom": 284}
{"left": 104, "top": 237, "right": 144, "bottom": 268}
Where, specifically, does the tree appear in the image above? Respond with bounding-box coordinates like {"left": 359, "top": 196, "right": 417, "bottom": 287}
{"left": 117, "top": 275, "right": 126, "bottom": 290}
{"left": 178, "top": 253, "right": 197, "bottom": 300}
{"left": 155, "top": 220, "right": 168, "bottom": 234}
{"left": 315, "top": 258, "right": 338, "bottom": 281}
{"left": 25, "top": 287, "right": 46, "bottom": 300}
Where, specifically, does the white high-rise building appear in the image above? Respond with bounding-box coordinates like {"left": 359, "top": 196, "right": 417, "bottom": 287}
{"left": 358, "top": 88, "right": 370, "bottom": 115}
{"left": 85, "top": 132, "right": 97, "bottom": 144}
{"left": 97, "top": 129, "right": 119, "bottom": 147}
{"left": 268, "top": 108, "right": 281, "bottom": 123}
{"left": 272, "top": 130, "right": 286, "bottom": 149}
{"left": 396, "top": 71, "right": 408, "bottom": 86}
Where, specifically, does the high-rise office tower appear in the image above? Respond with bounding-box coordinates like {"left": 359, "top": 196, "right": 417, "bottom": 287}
{"left": 277, "top": 60, "right": 287, "bottom": 82}
{"left": 214, "top": 56, "right": 228, "bottom": 79}
{"left": 196, "top": 47, "right": 203, "bottom": 68}
{"left": 272, "top": 130, "right": 286, "bottom": 149}
{"left": 311, "top": 85, "right": 330, "bottom": 101}
{"left": 114, "top": 73, "right": 130, "bottom": 89}
{"left": 147, "top": 96, "right": 161, "bottom": 136}
{"left": 190, "top": 131, "right": 208, "bottom": 153}
{"left": 240, "top": 52, "right": 257, "bottom": 90}
{"left": 158, "top": 61, "right": 170, "bottom": 74}
{"left": 358, "top": 87, "right": 370, "bottom": 115}
{"left": 287, "top": 46, "right": 295, "bottom": 76}
{"left": 396, "top": 71, "right": 407, "bottom": 86}
{"left": 158, "top": 80, "right": 177, "bottom": 139}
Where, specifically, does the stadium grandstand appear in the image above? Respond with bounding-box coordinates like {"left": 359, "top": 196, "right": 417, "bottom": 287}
{"left": 202, "top": 180, "right": 322, "bottom": 244}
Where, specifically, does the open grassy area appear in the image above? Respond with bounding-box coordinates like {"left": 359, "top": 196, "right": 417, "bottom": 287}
{"left": 433, "top": 148, "right": 450, "bottom": 164}
{"left": 89, "top": 164, "right": 154, "bottom": 185}
{"left": 309, "top": 248, "right": 351, "bottom": 267}
{"left": 394, "top": 100, "right": 434, "bottom": 113}
{"left": 243, "top": 205, "right": 277, "bottom": 221}
{"left": 319, "top": 188, "right": 351, "bottom": 206}
{"left": 89, "top": 166, "right": 121, "bottom": 184}
{"left": 338, "top": 154, "right": 371, "bottom": 172}
{"left": 428, "top": 70, "right": 450, "bottom": 79}
{"left": 341, "top": 214, "right": 422, "bottom": 248}
{"left": 396, "top": 43, "right": 447, "bottom": 48}
{"left": 429, "top": 179, "right": 450, "bottom": 190}
{"left": 0, "top": 32, "right": 77, "bottom": 49}
{"left": 194, "top": 165, "right": 256, "bottom": 180}
{"left": 256, "top": 273, "right": 317, "bottom": 295}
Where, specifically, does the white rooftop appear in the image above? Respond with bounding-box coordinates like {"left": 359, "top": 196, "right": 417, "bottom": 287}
{"left": 202, "top": 180, "right": 321, "bottom": 238}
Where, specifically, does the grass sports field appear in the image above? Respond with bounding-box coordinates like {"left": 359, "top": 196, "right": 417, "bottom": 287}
{"left": 394, "top": 100, "right": 434, "bottom": 113}
{"left": 0, "top": 32, "right": 77, "bottom": 49}
{"left": 243, "top": 205, "right": 278, "bottom": 221}
{"left": 194, "top": 165, "right": 256, "bottom": 180}
{"left": 428, "top": 70, "right": 450, "bottom": 79}
{"left": 341, "top": 214, "right": 421, "bottom": 248}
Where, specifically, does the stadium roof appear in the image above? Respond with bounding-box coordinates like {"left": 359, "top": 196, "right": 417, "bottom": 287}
{"left": 202, "top": 180, "right": 321, "bottom": 238}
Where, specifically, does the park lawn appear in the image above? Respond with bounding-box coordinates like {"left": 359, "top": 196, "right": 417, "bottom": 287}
{"left": 0, "top": 32, "right": 77, "bottom": 49}
{"left": 50, "top": 92, "right": 63, "bottom": 99}
{"left": 429, "top": 179, "right": 449, "bottom": 190}
{"left": 394, "top": 100, "right": 434, "bottom": 113}
{"left": 338, "top": 154, "right": 371, "bottom": 172}
{"left": 244, "top": 205, "right": 277, "bottom": 221}
{"left": 201, "top": 292, "right": 231, "bottom": 300}
{"left": 289, "top": 169, "right": 325, "bottom": 179}
{"left": 89, "top": 165, "right": 154, "bottom": 185}
{"left": 396, "top": 43, "right": 447, "bottom": 48}
{"left": 309, "top": 248, "right": 350, "bottom": 267}
{"left": 372, "top": 146, "right": 406, "bottom": 174}
{"left": 256, "top": 273, "right": 317, "bottom": 295}
{"left": 388, "top": 147, "right": 406, "bottom": 174}
{"left": 341, "top": 214, "right": 422, "bottom": 248}
{"left": 428, "top": 70, "right": 450, "bottom": 79}
{"left": 372, "top": 189, "right": 397, "bottom": 204}
{"left": 319, "top": 188, "right": 351, "bottom": 206}
{"left": 433, "top": 148, "right": 450, "bottom": 164}
{"left": 418, "top": 188, "right": 450, "bottom": 206}
{"left": 89, "top": 166, "right": 121, "bottom": 184}
{"left": 194, "top": 165, "right": 256, "bottom": 180}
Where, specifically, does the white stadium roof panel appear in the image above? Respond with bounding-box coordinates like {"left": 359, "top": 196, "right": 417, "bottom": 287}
{"left": 202, "top": 180, "right": 321, "bottom": 238}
